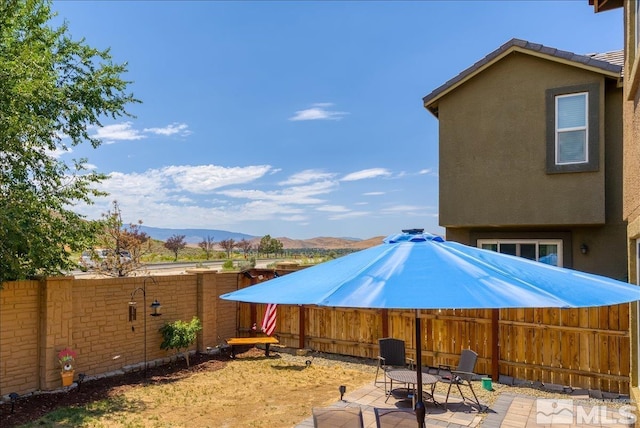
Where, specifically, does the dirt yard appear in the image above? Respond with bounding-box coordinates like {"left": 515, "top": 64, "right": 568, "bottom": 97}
{"left": 1, "top": 347, "right": 378, "bottom": 427}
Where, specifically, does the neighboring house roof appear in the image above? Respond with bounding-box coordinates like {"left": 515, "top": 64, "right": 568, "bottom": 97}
{"left": 423, "top": 38, "right": 623, "bottom": 117}
{"left": 587, "top": 50, "right": 624, "bottom": 68}
{"left": 589, "top": 0, "right": 622, "bottom": 13}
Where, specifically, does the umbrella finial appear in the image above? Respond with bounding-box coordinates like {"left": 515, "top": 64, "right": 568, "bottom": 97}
{"left": 402, "top": 228, "right": 424, "bottom": 234}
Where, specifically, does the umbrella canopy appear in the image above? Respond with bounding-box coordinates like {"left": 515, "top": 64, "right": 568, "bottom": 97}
{"left": 220, "top": 230, "right": 640, "bottom": 428}
{"left": 221, "top": 231, "right": 640, "bottom": 309}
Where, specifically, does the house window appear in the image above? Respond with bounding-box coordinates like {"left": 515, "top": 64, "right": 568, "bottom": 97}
{"left": 477, "top": 239, "right": 563, "bottom": 267}
{"left": 546, "top": 83, "right": 599, "bottom": 174}
{"left": 556, "top": 93, "right": 588, "bottom": 164}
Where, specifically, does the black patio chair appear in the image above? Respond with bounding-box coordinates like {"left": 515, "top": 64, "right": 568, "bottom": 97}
{"left": 374, "top": 337, "right": 415, "bottom": 393}
{"left": 312, "top": 407, "right": 364, "bottom": 428}
{"left": 374, "top": 408, "right": 416, "bottom": 428}
{"left": 437, "top": 349, "right": 485, "bottom": 411}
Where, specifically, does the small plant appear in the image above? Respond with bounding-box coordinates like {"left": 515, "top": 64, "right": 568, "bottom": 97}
{"left": 58, "top": 348, "right": 77, "bottom": 371}
{"left": 159, "top": 317, "right": 202, "bottom": 367}
{"left": 221, "top": 259, "right": 234, "bottom": 270}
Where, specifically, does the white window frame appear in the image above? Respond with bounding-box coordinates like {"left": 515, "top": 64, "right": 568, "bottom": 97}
{"left": 555, "top": 92, "right": 588, "bottom": 165}
{"left": 477, "top": 239, "right": 564, "bottom": 267}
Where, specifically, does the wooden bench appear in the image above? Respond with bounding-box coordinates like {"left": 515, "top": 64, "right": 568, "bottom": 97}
{"left": 226, "top": 336, "right": 279, "bottom": 358}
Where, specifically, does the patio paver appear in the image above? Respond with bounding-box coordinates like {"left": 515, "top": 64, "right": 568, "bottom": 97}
{"left": 295, "top": 384, "right": 636, "bottom": 428}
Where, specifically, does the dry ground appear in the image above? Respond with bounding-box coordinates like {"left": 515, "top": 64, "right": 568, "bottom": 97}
{"left": 1, "top": 347, "right": 378, "bottom": 427}
{"left": 2, "top": 346, "right": 625, "bottom": 427}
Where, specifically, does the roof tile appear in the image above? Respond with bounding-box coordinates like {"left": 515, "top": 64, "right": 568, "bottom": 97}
{"left": 423, "top": 39, "right": 623, "bottom": 109}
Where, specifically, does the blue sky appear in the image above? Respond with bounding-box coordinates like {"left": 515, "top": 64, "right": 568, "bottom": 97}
{"left": 52, "top": 1, "right": 622, "bottom": 240}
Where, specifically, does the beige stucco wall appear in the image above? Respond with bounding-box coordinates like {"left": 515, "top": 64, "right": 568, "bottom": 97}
{"left": 438, "top": 52, "right": 618, "bottom": 228}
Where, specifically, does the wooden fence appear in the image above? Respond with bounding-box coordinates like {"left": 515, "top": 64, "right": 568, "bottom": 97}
{"left": 239, "top": 302, "right": 632, "bottom": 394}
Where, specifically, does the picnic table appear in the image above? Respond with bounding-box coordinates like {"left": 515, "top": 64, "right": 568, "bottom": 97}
{"left": 226, "top": 336, "right": 279, "bottom": 358}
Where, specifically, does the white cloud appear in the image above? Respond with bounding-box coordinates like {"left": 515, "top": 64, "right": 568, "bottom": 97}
{"left": 218, "top": 180, "right": 337, "bottom": 204}
{"left": 328, "top": 211, "right": 370, "bottom": 220}
{"left": 419, "top": 168, "right": 438, "bottom": 177}
{"left": 279, "top": 169, "right": 336, "bottom": 185}
{"left": 92, "top": 121, "right": 192, "bottom": 144}
{"left": 163, "top": 164, "right": 273, "bottom": 193}
{"left": 289, "top": 103, "right": 349, "bottom": 121}
{"left": 341, "top": 168, "right": 392, "bottom": 181}
{"left": 381, "top": 205, "right": 425, "bottom": 213}
{"left": 363, "top": 191, "right": 385, "bottom": 196}
{"left": 316, "top": 205, "right": 349, "bottom": 212}
{"left": 144, "top": 122, "right": 191, "bottom": 137}
{"left": 281, "top": 214, "right": 308, "bottom": 222}
{"left": 92, "top": 122, "right": 146, "bottom": 144}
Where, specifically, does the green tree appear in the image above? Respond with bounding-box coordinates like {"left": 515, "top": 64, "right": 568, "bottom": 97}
{"left": 0, "top": 0, "right": 138, "bottom": 285}
{"left": 164, "top": 234, "right": 186, "bottom": 261}
{"left": 159, "top": 317, "right": 202, "bottom": 367}
{"left": 258, "top": 235, "right": 283, "bottom": 257}
{"left": 258, "top": 235, "right": 273, "bottom": 256}
{"left": 271, "top": 237, "right": 284, "bottom": 257}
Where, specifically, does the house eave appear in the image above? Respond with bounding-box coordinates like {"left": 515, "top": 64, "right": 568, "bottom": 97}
{"left": 423, "top": 40, "right": 622, "bottom": 113}
{"left": 589, "top": 0, "right": 623, "bottom": 13}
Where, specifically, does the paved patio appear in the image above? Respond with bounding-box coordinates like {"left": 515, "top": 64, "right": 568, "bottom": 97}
{"left": 294, "top": 382, "right": 635, "bottom": 427}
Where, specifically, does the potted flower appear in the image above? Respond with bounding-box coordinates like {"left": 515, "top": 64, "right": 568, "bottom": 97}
{"left": 58, "top": 347, "right": 77, "bottom": 386}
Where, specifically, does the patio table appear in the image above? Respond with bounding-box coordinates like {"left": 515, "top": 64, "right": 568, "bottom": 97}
{"left": 385, "top": 369, "right": 440, "bottom": 408}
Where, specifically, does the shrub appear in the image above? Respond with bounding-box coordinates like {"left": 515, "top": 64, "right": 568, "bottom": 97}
{"left": 159, "top": 317, "right": 202, "bottom": 367}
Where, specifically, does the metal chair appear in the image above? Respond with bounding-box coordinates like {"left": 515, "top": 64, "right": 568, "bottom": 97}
{"left": 375, "top": 338, "right": 415, "bottom": 392}
{"left": 374, "top": 408, "right": 417, "bottom": 428}
{"left": 437, "top": 349, "right": 485, "bottom": 411}
{"left": 312, "top": 407, "right": 364, "bottom": 428}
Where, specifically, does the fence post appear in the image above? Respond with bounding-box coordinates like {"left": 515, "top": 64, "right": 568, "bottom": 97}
{"left": 39, "top": 276, "right": 74, "bottom": 390}
{"left": 381, "top": 309, "right": 389, "bottom": 338}
{"left": 298, "top": 305, "right": 305, "bottom": 349}
{"left": 492, "top": 309, "right": 500, "bottom": 381}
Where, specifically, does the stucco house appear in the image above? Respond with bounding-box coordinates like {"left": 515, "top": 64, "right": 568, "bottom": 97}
{"left": 422, "top": 38, "right": 626, "bottom": 282}
{"left": 590, "top": 0, "right": 640, "bottom": 412}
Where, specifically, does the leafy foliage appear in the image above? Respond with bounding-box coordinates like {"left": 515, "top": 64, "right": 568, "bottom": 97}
{"left": 258, "top": 235, "right": 284, "bottom": 257}
{"left": 221, "top": 259, "right": 235, "bottom": 270}
{"left": 0, "top": 0, "right": 138, "bottom": 284}
{"left": 159, "top": 317, "right": 202, "bottom": 367}
{"left": 163, "top": 234, "right": 186, "bottom": 261}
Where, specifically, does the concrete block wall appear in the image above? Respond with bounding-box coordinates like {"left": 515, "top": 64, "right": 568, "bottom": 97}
{"left": 0, "top": 271, "right": 243, "bottom": 396}
{"left": 0, "top": 280, "right": 40, "bottom": 394}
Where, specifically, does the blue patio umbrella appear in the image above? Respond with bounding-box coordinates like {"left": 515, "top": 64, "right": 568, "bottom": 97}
{"left": 220, "top": 229, "right": 640, "bottom": 427}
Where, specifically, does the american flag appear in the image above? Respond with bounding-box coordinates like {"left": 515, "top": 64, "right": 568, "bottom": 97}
{"left": 261, "top": 303, "right": 277, "bottom": 336}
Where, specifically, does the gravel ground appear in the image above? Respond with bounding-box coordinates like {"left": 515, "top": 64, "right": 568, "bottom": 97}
{"left": 272, "top": 346, "right": 633, "bottom": 410}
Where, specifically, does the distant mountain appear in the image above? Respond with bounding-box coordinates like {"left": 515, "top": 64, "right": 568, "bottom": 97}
{"left": 261, "top": 236, "right": 384, "bottom": 250}
{"left": 139, "top": 226, "right": 256, "bottom": 244}
{"left": 139, "top": 226, "right": 384, "bottom": 250}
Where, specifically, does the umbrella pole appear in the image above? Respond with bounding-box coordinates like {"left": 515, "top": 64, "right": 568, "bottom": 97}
{"left": 415, "top": 310, "right": 425, "bottom": 428}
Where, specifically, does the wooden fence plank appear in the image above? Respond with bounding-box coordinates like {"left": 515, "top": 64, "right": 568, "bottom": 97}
{"left": 233, "top": 300, "right": 631, "bottom": 393}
